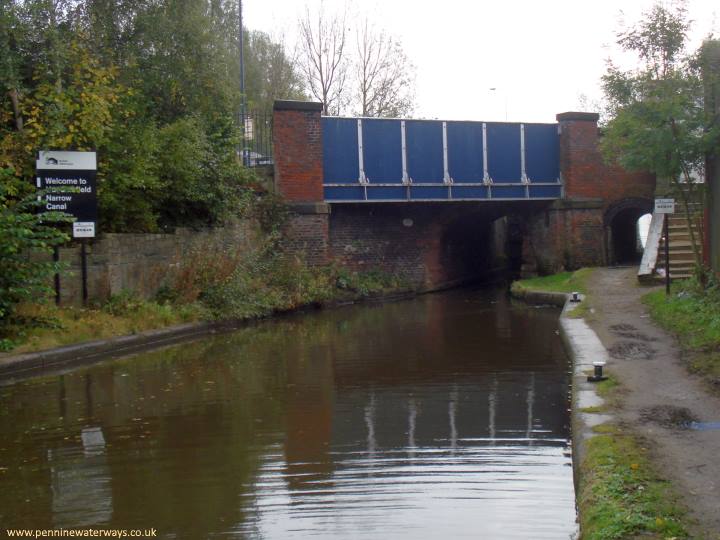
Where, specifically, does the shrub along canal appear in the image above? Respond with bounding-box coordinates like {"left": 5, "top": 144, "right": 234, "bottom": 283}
{"left": 0, "top": 287, "right": 576, "bottom": 539}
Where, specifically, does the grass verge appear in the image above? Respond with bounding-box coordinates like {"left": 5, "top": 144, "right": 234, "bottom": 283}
{"left": 578, "top": 424, "right": 691, "bottom": 540}
{"left": 643, "top": 282, "right": 720, "bottom": 388}
{"left": 510, "top": 267, "right": 593, "bottom": 296}
{"left": 0, "top": 257, "right": 409, "bottom": 354}
{"left": 579, "top": 374, "right": 620, "bottom": 414}
{"left": 1, "top": 296, "right": 207, "bottom": 354}
{"left": 578, "top": 373, "right": 692, "bottom": 538}
{"left": 510, "top": 268, "right": 594, "bottom": 318}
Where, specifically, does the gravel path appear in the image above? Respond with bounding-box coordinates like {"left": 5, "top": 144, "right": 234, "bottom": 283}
{"left": 585, "top": 267, "right": 720, "bottom": 539}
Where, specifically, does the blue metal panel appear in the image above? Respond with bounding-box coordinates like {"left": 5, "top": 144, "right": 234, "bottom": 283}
{"left": 367, "top": 186, "right": 407, "bottom": 200}
{"left": 529, "top": 185, "right": 562, "bottom": 198}
{"left": 525, "top": 124, "right": 560, "bottom": 181}
{"left": 322, "top": 118, "right": 358, "bottom": 183}
{"left": 486, "top": 123, "right": 521, "bottom": 183}
{"left": 321, "top": 115, "right": 562, "bottom": 203}
{"left": 411, "top": 186, "right": 449, "bottom": 200}
{"left": 406, "top": 121, "right": 443, "bottom": 182}
{"left": 325, "top": 186, "right": 365, "bottom": 201}
{"left": 447, "top": 122, "right": 484, "bottom": 182}
{"left": 452, "top": 185, "right": 489, "bottom": 199}
{"left": 491, "top": 185, "right": 526, "bottom": 198}
{"left": 362, "top": 119, "right": 403, "bottom": 183}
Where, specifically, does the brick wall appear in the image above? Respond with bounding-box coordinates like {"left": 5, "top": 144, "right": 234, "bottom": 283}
{"left": 273, "top": 100, "right": 324, "bottom": 203}
{"left": 329, "top": 204, "right": 507, "bottom": 290}
{"left": 521, "top": 201, "right": 605, "bottom": 275}
{"left": 52, "top": 222, "right": 256, "bottom": 305}
{"left": 280, "top": 204, "right": 330, "bottom": 266}
{"left": 517, "top": 112, "right": 658, "bottom": 275}
{"left": 557, "top": 112, "right": 655, "bottom": 205}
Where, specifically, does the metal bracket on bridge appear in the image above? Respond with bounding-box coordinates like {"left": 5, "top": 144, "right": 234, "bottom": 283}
{"left": 401, "top": 120, "right": 412, "bottom": 186}
{"left": 442, "top": 122, "right": 454, "bottom": 186}
{"left": 482, "top": 122, "right": 493, "bottom": 198}
{"left": 357, "top": 119, "right": 369, "bottom": 185}
{"left": 521, "top": 124, "right": 531, "bottom": 198}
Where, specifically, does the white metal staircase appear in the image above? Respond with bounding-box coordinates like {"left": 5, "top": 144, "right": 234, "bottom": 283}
{"left": 638, "top": 206, "right": 703, "bottom": 282}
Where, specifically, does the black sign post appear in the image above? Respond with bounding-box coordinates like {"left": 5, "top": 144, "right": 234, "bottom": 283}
{"left": 655, "top": 198, "right": 675, "bottom": 297}
{"left": 37, "top": 151, "right": 98, "bottom": 305}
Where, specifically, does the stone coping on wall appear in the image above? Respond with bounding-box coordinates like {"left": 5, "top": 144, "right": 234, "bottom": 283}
{"left": 287, "top": 202, "right": 331, "bottom": 215}
{"left": 0, "top": 321, "right": 233, "bottom": 384}
{"left": 550, "top": 198, "right": 605, "bottom": 210}
{"left": 556, "top": 111, "right": 600, "bottom": 122}
{"left": 273, "top": 100, "right": 323, "bottom": 112}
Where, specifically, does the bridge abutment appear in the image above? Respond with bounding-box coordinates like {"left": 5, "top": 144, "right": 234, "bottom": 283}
{"left": 273, "top": 101, "right": 330, "bottom": 265}
{"left": 329, "top": 204, "right": 507, "bottom": 290}
{"left": 519, "top": 113, "right": 655, "bottom": 274}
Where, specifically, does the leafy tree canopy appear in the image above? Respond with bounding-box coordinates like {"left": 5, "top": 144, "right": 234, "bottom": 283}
{"left": 601, "top": 1, "right": 720, "bottom": 269}
{"left": 601, "top": 1, "right": 716, "bottom": 183}
{"left": 0, "top": 0, "right": 293, "bottom": 232}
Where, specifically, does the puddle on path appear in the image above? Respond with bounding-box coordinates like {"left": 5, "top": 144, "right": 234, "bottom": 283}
{"left": 610, "top": 341, "right": 656, "bottom": 360}
{"left": 609, "top": 323, "right": 656, "bottom": 342}
{"left": 688, "top": 422, "right": 720, "bottom": 431}
{"left": 640, "top": 405, "right": 699, "bottom": 429}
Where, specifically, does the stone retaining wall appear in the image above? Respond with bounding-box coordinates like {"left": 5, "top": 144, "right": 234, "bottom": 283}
{"left": 52, "top": 221, "right": 257, "bottom": 305}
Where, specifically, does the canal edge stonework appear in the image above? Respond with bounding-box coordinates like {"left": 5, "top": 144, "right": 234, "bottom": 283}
{"left": 512, "top": 289, "right": 613, "bottom": 532}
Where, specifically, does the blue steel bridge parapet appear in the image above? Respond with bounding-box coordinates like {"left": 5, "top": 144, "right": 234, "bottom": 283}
{"left": 271, "top": 102, "right": 656, "bottom": 282}
{"left": 321, "top": 116, "right": 562, "bottom": 203}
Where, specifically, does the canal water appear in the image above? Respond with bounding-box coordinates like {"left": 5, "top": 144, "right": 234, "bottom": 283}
{"left": 0, "top": 288, "right": 575, "bottom": 539}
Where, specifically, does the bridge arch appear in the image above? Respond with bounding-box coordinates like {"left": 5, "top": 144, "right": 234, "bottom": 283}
{"left": 604, "top": 197, "right": 653, "bottom": 265}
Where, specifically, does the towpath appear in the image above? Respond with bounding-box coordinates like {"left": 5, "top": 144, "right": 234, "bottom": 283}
{"left": 585, "top": 267, "right": 720, "bottom": 539}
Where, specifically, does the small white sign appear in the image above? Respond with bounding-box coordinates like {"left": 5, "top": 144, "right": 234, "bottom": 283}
{"left": 37, "top": 151, "right": 97, "bottom": 171}
{"left": 73, "top": 222, "right": 96, "bottom": 238}
{"left": 655, "top": 198, "right": 675, "bottom": 214}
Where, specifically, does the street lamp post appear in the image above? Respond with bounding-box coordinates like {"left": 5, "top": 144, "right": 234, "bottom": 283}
{"left": 488, "top": 87, "right": 508, "bottom": 121}
{"left": 239, "top": 0, "right": 247, "bottom": 166}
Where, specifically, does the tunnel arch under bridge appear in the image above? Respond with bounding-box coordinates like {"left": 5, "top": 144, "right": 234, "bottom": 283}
{"left": 604, "top": 197, "right": 654, "bottom": 266}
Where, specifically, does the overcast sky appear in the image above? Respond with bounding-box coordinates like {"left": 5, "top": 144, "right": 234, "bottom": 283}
{"left": 244, "top": 0, "right": 718, "bottom": 123}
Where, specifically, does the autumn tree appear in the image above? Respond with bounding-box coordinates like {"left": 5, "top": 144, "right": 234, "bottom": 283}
{"left": 601, "top": 1, "right": 719, "bottom": 271}
{"left": 298, "top": 2, "right": 349, "bottom": 115}
{"left": 244, "top": 30, "right": 306, "bottom": 114}
{"left": 352, "top": 20, "right": 415, "bottom": 117}
{"left": 1, "top": 0, "right": 262, "bottom": 232}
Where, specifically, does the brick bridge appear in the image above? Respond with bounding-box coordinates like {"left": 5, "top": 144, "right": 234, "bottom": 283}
{"left": 272, "top": 100, "right": 655, "bottom": 290}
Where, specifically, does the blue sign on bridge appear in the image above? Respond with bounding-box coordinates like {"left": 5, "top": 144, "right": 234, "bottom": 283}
{"left": 322, "top": 117, "right": 562, "bottom": 202}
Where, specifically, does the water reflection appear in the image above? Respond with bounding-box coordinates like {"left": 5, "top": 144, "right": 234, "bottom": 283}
{"left": 0, "top": 288, "right": 574, "bottom": 538}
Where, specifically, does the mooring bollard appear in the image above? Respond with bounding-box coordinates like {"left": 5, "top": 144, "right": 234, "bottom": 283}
{"left": 587, "top": 360, "right": 608, "bottom": 382}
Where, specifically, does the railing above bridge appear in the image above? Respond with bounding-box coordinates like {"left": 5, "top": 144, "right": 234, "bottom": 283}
{"left": 323, "top": 117, "right": 562, "bottom": 203}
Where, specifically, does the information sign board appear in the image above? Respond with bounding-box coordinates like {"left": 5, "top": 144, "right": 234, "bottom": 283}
{"left": 36, "top": 151, "right": 97, "bottom": 238}
{"left": 654, "top": 198, "right": 675, "bottom": 214}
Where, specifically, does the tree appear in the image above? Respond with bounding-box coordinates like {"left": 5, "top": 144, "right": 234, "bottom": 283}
{"left": 601, "top": 1, "right": 719, "bottom": 272}
{"left": 352, "top": 20, "right": 415, "bottom": 117}
{"left": 0, "top": 167, "right": 71, "bottom": 344}
{"left": 244, "top": 30, "right": 306, "bottom": 114}
{"left": 1, "top": 0, "right": 257, "bottom": 232}
{"left": 298, "top": 2, "right": 348, "bottom": 115}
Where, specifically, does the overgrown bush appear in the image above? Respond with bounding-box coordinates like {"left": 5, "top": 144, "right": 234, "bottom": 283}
{"left": 159, "top": 240, "right": 409, "bottom": 322}
{"left": 0, "top": 168, "right": 71, "bottom": 348}
{"left": 201, "top": 253, "right": 335, "bottom": 319}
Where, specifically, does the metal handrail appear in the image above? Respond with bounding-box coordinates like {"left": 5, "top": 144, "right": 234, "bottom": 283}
{"left": 638, "top": 213, "right": 665, "bottom": 280}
